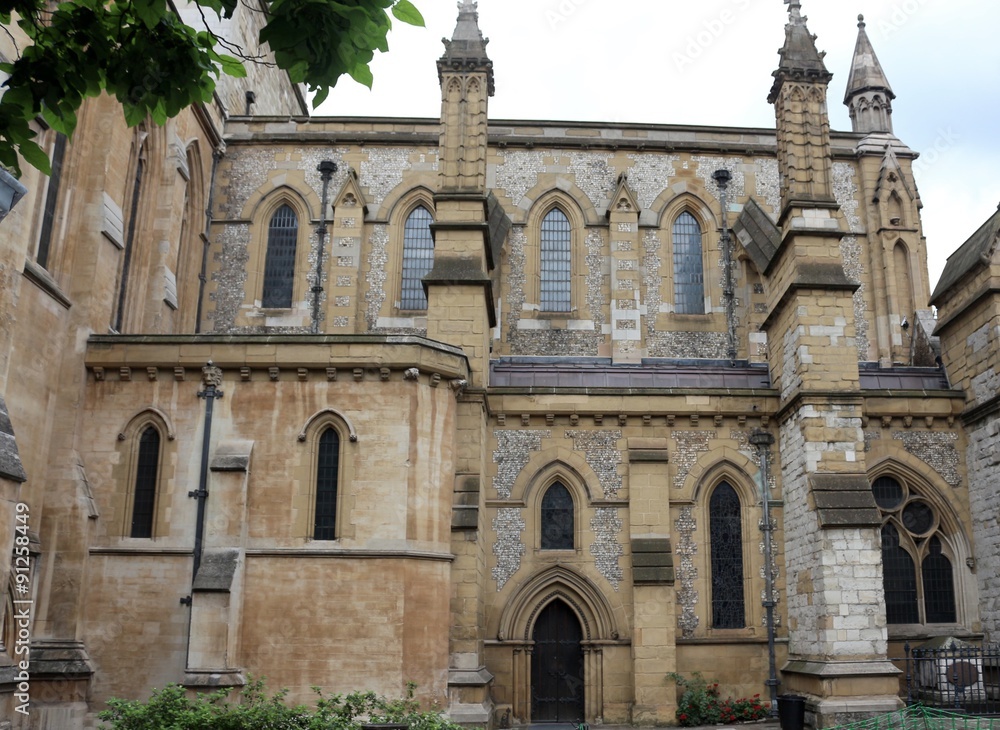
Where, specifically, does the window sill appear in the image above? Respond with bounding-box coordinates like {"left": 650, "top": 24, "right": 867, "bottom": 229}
{"left": 22, "top": 258, "right": 72, "bottom": 309}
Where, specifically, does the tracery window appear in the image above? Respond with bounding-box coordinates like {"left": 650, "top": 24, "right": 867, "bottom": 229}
{"left": 130, "top": 426, "right": 160, "bottom": 538}
{"left": 540, "top": 481, "right": 574, "bottom": 550}
{"left": 709, "top": 481, "right": 745, "bottom": 628}
{"left": 400, "top": 205, "right": 434, "bottom": 310}
{"left": 540, "top": 208, "right": 572, "bottom": 313}
{"left": 313, "top": 427, "right": 340, "bottom": 540}
{"left": 873, "top": 475, "right": 957, "bottom": 625}
{"left": 261, "top": 204, "right": 299, "bottom": 308}
{"left": 673, "top": 211, "right": 705, "bottom": 315}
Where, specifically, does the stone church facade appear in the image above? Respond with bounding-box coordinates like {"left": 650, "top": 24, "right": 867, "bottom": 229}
{"left": 0, "top": 1, "right": 998, "bottom": 728}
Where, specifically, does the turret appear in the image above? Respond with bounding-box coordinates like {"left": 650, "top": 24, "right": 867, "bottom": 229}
{"left": 436, "top": 0, "right": 493, "bottom": 192}
{"left": 768, "top": 0, "right": 836, "bottom": 208}
{"left": 844, "top": 15, "right": 895, "bottom": 134}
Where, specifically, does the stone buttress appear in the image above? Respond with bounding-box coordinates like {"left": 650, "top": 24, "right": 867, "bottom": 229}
{"left": 762, "top": 2, "right": 901, "bottom": 725}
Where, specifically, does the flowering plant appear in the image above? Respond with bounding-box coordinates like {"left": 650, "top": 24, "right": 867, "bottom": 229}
{"left": 668, "top": 672, "right": 769, "bottom": 726}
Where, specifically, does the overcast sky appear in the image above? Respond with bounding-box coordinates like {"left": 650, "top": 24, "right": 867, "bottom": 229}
{"left": 315, "top": 0, "right": 1000, "bottom": 293}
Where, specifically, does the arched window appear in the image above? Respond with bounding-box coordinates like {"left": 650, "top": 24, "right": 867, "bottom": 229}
{"left": 673, "top": 211, "right": 705, "bottom": 315}
{"left": 540, "top": 481, "right": 574, "bottom": 550}
{"left": 400, "top": 205, "right": 434, "bottom": 310}
{"left": 313, "top": 427, "right": 340, "bottom": 540}
{"left": 262, "top": 204, "right": 299, "bottom": 308}
{"left": 709, "top": 482, "right": 745, "bottom": 628}
{"left": 35, "top": 132, "right": 67, "bottom": 270}
{"left": 873, "top": 475, "right": 957, "bottom": 625}
{"left": 130, "top": 426, "right": 160, "bottom": 538}
{"left": 540, "top": 208, "right": 572, "bottom": 312}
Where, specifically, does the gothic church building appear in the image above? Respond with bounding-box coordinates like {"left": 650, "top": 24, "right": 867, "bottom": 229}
{"left": 0, "top": 2, "right": 999, "bottom": 728}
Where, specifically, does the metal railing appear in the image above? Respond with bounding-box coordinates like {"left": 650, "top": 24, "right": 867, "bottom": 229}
{"left": 902, "top": 642, "right": 1000, "bottom": 715}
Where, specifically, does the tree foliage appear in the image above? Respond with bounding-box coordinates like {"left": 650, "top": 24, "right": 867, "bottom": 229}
{"left": 0, "top": 0, "right": 424, "bottom": 175}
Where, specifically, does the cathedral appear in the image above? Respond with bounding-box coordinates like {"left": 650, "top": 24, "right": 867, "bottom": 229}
{"left": 0, "top": 1, "right": 998, "bottom": 728}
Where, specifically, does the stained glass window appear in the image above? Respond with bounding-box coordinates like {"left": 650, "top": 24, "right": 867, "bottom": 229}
{"left": 882, "top": 523, "right": 919, "bottom": 624}
{"left": 541, "top": 481, "right": 574, "bottom": 550}
{"left": 540, "top": 208, "right": 572, "bottom": 312}
{"left": 262, "top": 204, "right": 298, "bottom": 308}
{"left": 922, "top": 537, "right": 957, "bottom": 623}
{"left": 710, "top": 482, "right": 745, "bottom": 628}
{"left": 873, "top": 476, "right": 957, "bottom": 625}
{"left": 400, "top": 206, "right": 434, "bottom": 310}
{"left": 131, "top": 426, "right": 160, "bottom": 538}
{"left": 673, "top": 212, "right": 705, "bottom": 314}
{"left": 314, "top": 427, "right": 340, "bottom": 540}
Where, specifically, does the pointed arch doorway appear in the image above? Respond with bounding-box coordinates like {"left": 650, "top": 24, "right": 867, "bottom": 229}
{"left": 531, "top": 600, "right": 585, "bottom": 722}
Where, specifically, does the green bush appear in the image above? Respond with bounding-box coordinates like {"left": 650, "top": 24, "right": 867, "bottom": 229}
{"left": 98, "top": 679, "right": 469, "bottom": 730}
{"left": 668, "top": 672, "right": 769, "bottom": 726}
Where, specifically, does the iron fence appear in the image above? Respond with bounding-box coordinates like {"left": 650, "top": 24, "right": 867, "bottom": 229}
{"left": 902, "top": 642, "right": 1000, "bottom": 715}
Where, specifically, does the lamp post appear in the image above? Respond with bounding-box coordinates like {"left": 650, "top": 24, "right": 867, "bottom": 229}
{"left": 750, "top": 428, "right": 780, "bottom": 717}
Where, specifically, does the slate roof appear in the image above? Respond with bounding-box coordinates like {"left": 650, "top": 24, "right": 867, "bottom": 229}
{"left": 931, "top": 206, "right": 1000, "bottom": 304}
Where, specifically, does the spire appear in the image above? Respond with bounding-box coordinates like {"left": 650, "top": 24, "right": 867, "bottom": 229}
{"left": 768, "top": 0, "right": 832, "bottom": 103}
{"left": 439, "top": 1, "right": 494, "bottom": 95}
{"left": 844, "top": 15, "right": 895, "bottom": 134}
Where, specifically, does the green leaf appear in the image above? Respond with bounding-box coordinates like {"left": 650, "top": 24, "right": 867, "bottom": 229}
{"left": 391, "top": 0, "right": 424, "bottom": 26}
{"left": 217, "top": 54, "right": 247, "bottom": 78}
{"left": 348, "top": 61, "right": 373, "bottom": 89}
{"left": 18, "top": 138, "right": 50, "bottom": 175}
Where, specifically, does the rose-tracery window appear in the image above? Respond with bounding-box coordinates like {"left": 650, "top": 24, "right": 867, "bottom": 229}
{"left": 873, "top": 475, "right": 956, "bottom": 625}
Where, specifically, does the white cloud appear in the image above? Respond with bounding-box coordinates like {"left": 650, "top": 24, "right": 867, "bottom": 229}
{"left": 316, "top": 0, "right": 1000, "bottom": 291}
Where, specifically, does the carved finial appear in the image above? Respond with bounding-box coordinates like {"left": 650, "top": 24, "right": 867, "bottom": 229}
{"left": 785, "top": 0, "right": 803, "bottom": 24}
{"left": 858, "top": 14, "right": 865, "bottom": 29}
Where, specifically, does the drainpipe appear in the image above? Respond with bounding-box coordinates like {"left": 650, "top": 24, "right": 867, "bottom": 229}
{"left": 713, "top": 169, "right": 738, "bottom": 364}
{"left": 750, "top": 428, "right": 780, "bottom": 717}
{"left": 195, "top": 145, "right": 224, "bottom": 334}
{"left": 311, "top": 161, "right": 338, "bottom": 334}
{"left": 190, "top": 361, "right": 223, "bottom": 580}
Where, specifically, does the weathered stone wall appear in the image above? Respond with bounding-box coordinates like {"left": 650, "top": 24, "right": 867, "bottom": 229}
{"left": 77, "top": 339, "right": 466, "bottom": 712}
{"left": 968, "top": 415, "right": 1000, "bottom": 640}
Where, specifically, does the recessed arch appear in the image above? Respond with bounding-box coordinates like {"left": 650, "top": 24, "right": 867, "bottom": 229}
{"left": 297, "top": 408, "right": 358, "bottom": 443}
{"left": 495, "top": 565, "right": 620, "bottom": 643}
{"left": 509, "top": 449, "right": 599, "bottom": 504}
{"left": 866, "top": 452, "right": 974, "bottom": 628}
{"left": 118, "top": 407, "right": 176, "bottom": 442}
{"left": 685, "top": 448, "right": 760, "bottom": 504}
{"left": 519, "top": 183, "right": 600, "bottom": 226}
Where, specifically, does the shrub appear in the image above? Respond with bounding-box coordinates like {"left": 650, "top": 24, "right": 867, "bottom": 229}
{"left": 98, "top": 678, "right": 468, "bottom": 730}
{"left": 668, "top": 672, "right": 769, "bottom": 727}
